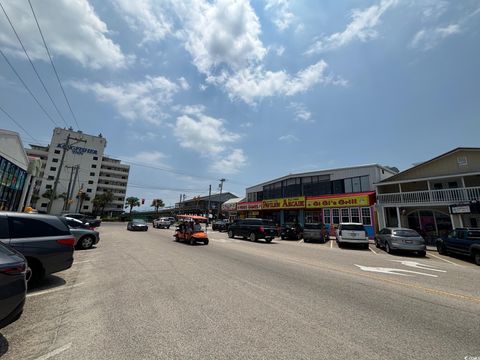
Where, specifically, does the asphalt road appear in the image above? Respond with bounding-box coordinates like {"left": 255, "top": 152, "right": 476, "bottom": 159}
{"left": 1, "top": 222, "right": 479, "bottom": 360}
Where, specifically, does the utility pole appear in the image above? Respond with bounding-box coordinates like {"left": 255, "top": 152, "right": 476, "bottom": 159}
{"left": 68, "top": 165, "right": 79, "bottom": 211}
{"left": 64, "top": 165, "right": 75, "bottom": 211}
{"left": 207, "top": 185, "right": 212, "bottom": 226}
{"left": 217, "top": 178, "right": 226, "bottom": 219}
{"left": 47, "top": 134, "right": 86, "bottom": 214}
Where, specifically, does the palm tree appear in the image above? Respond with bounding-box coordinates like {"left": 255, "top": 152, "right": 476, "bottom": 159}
{"left": 125, "top": 197, "right": 140, "bottom": 213}
{"left": 151, "top": 199, "right": 165, "bottom": 214}
{"left": 92, "top": 191, "right": 114, "bottom": 215}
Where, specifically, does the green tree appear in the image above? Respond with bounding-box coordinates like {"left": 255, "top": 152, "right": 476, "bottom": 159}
{"left": 41, "top": 190, "right": 67, "bottom": 203}
{"left": 151, "top": 199, "right": 165, "bottom": 213}
{"left": 93, "top": 191, "right": 114, "bottom": 215}
{"left": 125, "top": 197, "right": 140, "bottom": 213}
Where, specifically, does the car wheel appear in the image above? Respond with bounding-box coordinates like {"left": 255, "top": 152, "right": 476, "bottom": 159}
{"left": 167, "top": 226, "right": 170, "bottom": 229}
{"left": 364, "top": 243, "right": 369, "bottom": 250}
{"left": 297, "top": 233, "right": 302, "bottom": 240}
{"left": 385, "top": 241, "right": 391, "bottom": 254}
{"left": 189, "top": 238, "right": 195, "bottom": 245}
{"left": 304, "top": 238, "right": 308, "bottom": 243}
{"left": 228, "top": 230, "right": 234, "bottom": 238}
{"left": 78, "top": 235, "right": 94, "bottom": 250}
{"left": 204, "top": 239, "right": 209, "bottom": 245}
{"left": 418, "top": 250, "right": 426, "bottom": 257}
{"left": 265, "top": 237, "right": 272, "bottom": 243}
{"left": 470, "top": 251, "right": 480, "bottom": 266}
{"left": 249, "top": 233, "right": 256, "bottom": 242}
{"left": 437, "top": 242, "right": 447, "bottom": 255}
{"left": 26, "top": 258, "right": 44, "bottom": 287}
{"left": 174, "top": 235, "right": 179, "bottom": 242}
{"left": 281, "top": 235, "right": 285, "bottom": 240}
{"left": 374, "top": 238, "right": 380, "bottom": 248}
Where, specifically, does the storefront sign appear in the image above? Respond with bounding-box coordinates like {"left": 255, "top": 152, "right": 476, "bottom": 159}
{"left": 262, "top": 196, "right": 305, "bottom": 210}
{"left": 237, "top": 201, "right": 262, "bottom": 211}
{"left": 450, "top": 205, "right": 471, "bottom": 214}
{"left": 306, "top": 194, "right": 371, "bottom": 209}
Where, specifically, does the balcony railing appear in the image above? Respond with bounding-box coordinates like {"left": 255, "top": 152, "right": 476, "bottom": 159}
{"left": 377, "top": 186, "right": 480, "bottom": 205}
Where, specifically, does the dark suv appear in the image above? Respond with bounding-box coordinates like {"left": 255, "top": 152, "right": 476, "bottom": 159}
{"left": 436, "top": 228, "right": 480, "bottom": 265}
{"left": 227, "top": 218, "right": 277, "bottom": 242}
{"left": 0, "top": 212, "right": 76, "bottom": 283}
{"left": 280, "top": 223, "right": 303, "bottom": 240}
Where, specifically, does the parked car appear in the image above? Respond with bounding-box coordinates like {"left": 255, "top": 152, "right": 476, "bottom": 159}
{"left": 127, "top": 219, "right": 148, "bottom": 231}
{"left": 375, "top": 228, "right": 426, "bottom": 256}
{"left": 59, "top": 217, "right": 100, "bottom": 250}
{"left": 212, "top": 219, "right": 229, "bottom": 232}
{"left": 227, "top": 218, "right": 276, "bottom": 242}
{"left": 303, "top": 223, "right": 329, "bottom": 243}
{"left": 0, "top": 212, "right": 75, "bottom": 284}
{"left": 153, "top": 217, "right": 172, "bottom": 229}
{"left": 436, "top": 228, "right": 480, "bottom": 265}
{"left": 0, "top": 241, "right": 29, "bottom": 329}
{"left": 336, "top": 223, "right": 369, "bottom": 249}
{"left": 63, "top": 213, "right": 101, "bottom": 228}
{"left": 280, "top": 223, "right": 303, "bottom": 240}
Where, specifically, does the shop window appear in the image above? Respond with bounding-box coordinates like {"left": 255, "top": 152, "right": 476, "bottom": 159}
{"left": 351, "top": 208, "right": 360, "bottom": 223}
{"left": 341, "top": 208, "right": 350, "bottom": 223}
{"left": 361, "top": 208, "right": 372, "bottom": 225}
{"left": 323, "top": 209, "right": 331, "bottom": 224}
{"left": 332, "top": 209, "right": 340, "bottom": 224}
{"left": 305, "top": 211, "right": 321, "bottom": 223}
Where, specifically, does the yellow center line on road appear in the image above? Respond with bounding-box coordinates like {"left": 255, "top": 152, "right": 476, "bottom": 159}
{"left": 428, "top": 252, "right": 463, "bottom": 266}
{"left": 220, "top": 243, "right": 480, "bottom": 305}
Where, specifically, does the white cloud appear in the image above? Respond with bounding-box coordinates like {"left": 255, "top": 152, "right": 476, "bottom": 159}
{"left": 111, "top": 0, "right": 172, "bottom": 44}
{"left": 290, "top": 102, "right": 313, "bottom": 123}
{"left": 178, "top": 77, "right": 190, "bottom": 90}
{"left": 306, "top": 0, "right": 398, "bottom": 54}
{"left": 123, "top": 151, "right": 170, "bottom": 167}
{"left": 71, "top": 76, "right": 184, "bottom": 124}
{"left": 210, "top": 149, "right": 247, "bottom": 174}
{"left": 278, "top": 134, "right": 299, "bottom": 143}
{"left": 175, "top": 0, "right": 266, "bottom": 74}
{"left": 264, "top": 0, "right": 296, "bottom": 31}
{"left": 0, "top": 0, "right": 130, "bottom": 69}
{"left": 173, "top": 107, "right": 246, "bottom": 174}
{"left": 410, "top": 24, "right": 461, "bottom": 50}
{"left": 213, "top": 60, "right": 344, "bottom": 105}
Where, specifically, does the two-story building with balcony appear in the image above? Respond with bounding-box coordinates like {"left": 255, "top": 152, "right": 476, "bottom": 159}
{"left": 376, "top": 148, "right": 480, "bottom": 240}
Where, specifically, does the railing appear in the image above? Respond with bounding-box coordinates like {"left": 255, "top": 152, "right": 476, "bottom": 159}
{"left": 377, "top": 186, "right": 480, "bottom": 205}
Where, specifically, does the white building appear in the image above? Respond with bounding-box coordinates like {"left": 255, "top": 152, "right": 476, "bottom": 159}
{"left": 25, "top": 128, "right": 129, "bottom": 215}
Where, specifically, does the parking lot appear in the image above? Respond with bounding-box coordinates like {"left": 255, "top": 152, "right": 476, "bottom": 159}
{"left": 1, "top": 222, "right": 479, "bottom": 360}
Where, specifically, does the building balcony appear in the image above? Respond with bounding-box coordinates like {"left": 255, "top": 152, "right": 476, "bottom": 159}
{"left": 377, "top": 186, "right": 480, "bottom": 206}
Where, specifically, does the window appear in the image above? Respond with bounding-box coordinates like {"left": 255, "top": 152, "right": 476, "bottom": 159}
{"left": 87, "top": 189, "right": 92, "bottom": 193}
{"left": 344, "top": 176, "right": 370, "bottom": 193}
{"left": 10, "top": 217, "right": 69, "bottom": 238}
{"left": 92, "top": 164, "right": 97, "bottom": 168}
{"left": 341, "top": 208, "right": 350, "bottom": 223}
{"left": 352, "top": 177, "right": 361, "bottom": 192}
{"left": 41, "top": 203, "right": 47, "bottom": 207}
{"left": 93, "top": 156, "right": 98, "bottom": 161}
{"left": 332, "top": 209, "right": 339, "bottom": 224}
{"left": 50, "top": 167, "right": 57, "bottom": 171}
{"left": 360, "top": 176, "right": 370, "bottom": 191}
{"left": 0, "top": 217, "right": 9, "bottom": 239}
{"left": 52, "top": 158, "right": 59, "bottom": 163}
{"left": 88, "top": 180, "right": 94, "bottom": 185}
{"left": 54, "top": 149, "right": 60, "bottom": 154}
{"left": 46, "top": 184, "right": 52, "bottom": 189}
{"left": 323, "top": 209, "right": 331, "bottom": 224}
{"left": 47, "top": 176, "right": 54, "bottom": 180}
{"left": 331, "top": 180, "right": 344, "bottom": 194}
{"left": 83, "top": 205, "right": 89, "bottom": 210}
{"left": 361, "top": 208, "right": 372, "bottom": 225}
{"left": 344, "top": 178, "right": 352, "bottom": 193}
{"left": 90, "top": 172, "right": 95, "bottom": 176}
{"left": 351, "top": 208, "right": 360, "bottom": 223}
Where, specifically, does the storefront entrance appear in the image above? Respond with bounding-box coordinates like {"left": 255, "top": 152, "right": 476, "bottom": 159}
{"left": 407, "top": 209, "right": 452, "bottom": 240}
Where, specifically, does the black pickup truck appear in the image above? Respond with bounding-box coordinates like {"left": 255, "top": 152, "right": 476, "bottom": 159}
{"left": 436, "top": 228, "right": 480, "bottom": 265}
{"left": 227, "top": 218, "right": 277, "bottom": 243}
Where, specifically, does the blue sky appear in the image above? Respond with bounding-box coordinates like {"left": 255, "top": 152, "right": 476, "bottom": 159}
{"left": 1, "top": 0, "right": 479, "bottom": 209}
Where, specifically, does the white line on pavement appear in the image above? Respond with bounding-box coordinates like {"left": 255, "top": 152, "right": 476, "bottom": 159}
{"left": 369, "top": 246, "right": 378, "bottom": 254}
{"left": 33, "top": 343, "right": 72, "bottom": 360}
{"left": 428, "top": 252, "right": 462, "bottom": 266}
{"left": 74, "top": 260, "right": 91, "bottom": 264}
{"left": 330, "top": 240, "right": 333, "bottom": 248}
{"left": 297, "top": 240, "right": 304, "bottom": 245}
{"left": 27, "top": 283, "right": 84, "bottom": 298}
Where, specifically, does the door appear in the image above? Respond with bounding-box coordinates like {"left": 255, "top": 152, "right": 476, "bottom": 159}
{"left": 445, "top": 230, "right": 468, "bottom": 254}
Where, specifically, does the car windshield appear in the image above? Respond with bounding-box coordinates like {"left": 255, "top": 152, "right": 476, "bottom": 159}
{"left": 341, "top": 224, "right": 365, "bottom": 231}
{"left": 132, "top": 219, "right": 146, "bottom": 224}
{"left": 393, "top": 229, "right": 420, "bottom": 237}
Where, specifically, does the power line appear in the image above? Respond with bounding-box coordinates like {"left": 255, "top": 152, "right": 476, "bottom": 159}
{"left": 0, "top": 0, "right": 69, "bottom": 128}
{"left": 27, "top": 0, "right": 80, "bottom": 130}
{"left": 0, "top": 48, "right": 58, "bottom": 127}
{"left": 0, "top": 103, "right": 41, "bottom": 143}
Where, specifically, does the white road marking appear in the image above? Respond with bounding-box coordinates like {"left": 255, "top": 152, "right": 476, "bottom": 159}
{"left": 369, "top": 246, "right": 378, "bottom": 254}
{"left": 33, "top": 343, "right": 72, "bottom": 360}
{"left": 330, "top": 240, "right": 333, "bottom": 248}
{"left": 427, "top": 252, "right": 462, "bottom": 266}
{"left": 391, "top": 260, "right": 446, "bottom": 272}
{"left": 74, "top": 260, "right": 91, "bottom": 264}
{"left": 27, "top": 283, "right": 84, "bottom": 298}
{"left": 297, "top": 240, "right": 304, "bottom": 245}
{"left": 354, "top": 264, "right": 438, "bottom": 277}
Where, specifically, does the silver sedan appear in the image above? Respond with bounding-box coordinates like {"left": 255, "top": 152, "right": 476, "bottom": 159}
{"left": 375, "top": 227, "right": 426, "bottom": 256}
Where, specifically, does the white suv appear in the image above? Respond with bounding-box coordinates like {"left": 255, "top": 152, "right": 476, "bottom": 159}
{"left": 336, "top": 223, "right": 369, "bottom": 249}
{"left": 153, "top": 217, "right": 172, "bottom": 229}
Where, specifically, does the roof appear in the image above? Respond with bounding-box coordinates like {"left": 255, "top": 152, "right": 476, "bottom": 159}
{"left": 183, "top": 192, "right": 237, "bottom": 203}
{"left": 222, "top": 197, "right": 245, "bottom": 204}
{"left": 247, "top": 164, "right": 397, "bottom": 190}
{"left": 378, "top": 147, "right": 480, "bottom": 184}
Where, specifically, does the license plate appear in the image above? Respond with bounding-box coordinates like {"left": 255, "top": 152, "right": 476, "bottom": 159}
{"left": 405, "top": 240, "right": 412, "bottom": 244}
